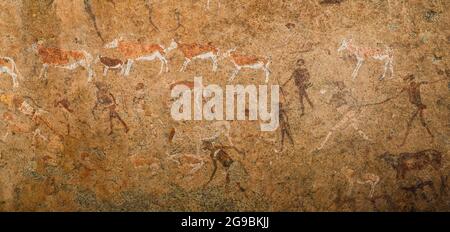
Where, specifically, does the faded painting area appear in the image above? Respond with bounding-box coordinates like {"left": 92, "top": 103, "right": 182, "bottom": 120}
{"left": 0, "top": 0, "right": 449, "bottom": 211}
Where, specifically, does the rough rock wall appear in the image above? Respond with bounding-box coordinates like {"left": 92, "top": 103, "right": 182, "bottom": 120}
{"left": 0, "top": 0, "right": 449, "bottom": 211}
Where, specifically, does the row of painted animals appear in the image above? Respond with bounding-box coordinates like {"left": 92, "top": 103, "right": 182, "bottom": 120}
{"left": 0, "top": 36, "right": 394, "bottom": 92}
{"left": 102, "top": 37, "right": 271, "bottom": 82}
{"left": 0, "top": 38, "right": 271, "bottom": 90}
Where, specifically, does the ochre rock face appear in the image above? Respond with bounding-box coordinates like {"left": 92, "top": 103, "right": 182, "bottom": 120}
{"left": 0, "top": 0, "right": 449, "bottom": 211}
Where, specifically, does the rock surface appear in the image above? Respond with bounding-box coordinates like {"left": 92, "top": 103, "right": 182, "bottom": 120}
{"left": 0, "top": 0, "right": 448, "bottom": 211}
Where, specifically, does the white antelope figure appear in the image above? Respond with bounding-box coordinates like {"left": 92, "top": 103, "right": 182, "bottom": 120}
{"left": 341, "top": 167, "right": 380, "bottom": 198}
{"left": 224, "top": 48, "right": 271, "bottom": 83}
{"left": 104, "top": 37, "right": 177, "bottom": 76}
{"left": 32, "top": 41, "right": 94, "bottom": 82}
{"left": 0, "top": 56, "right": 21, "bottom": 89}
{"left": 337, "top": 38, "right": 394, "bottom": 80}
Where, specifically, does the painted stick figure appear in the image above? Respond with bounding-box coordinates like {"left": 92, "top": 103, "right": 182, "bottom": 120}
{"left": 278, "top": 102, "right": 294, "bottom": 151}
{"left": 92, "top": 82, "right": 129, "bottom": 135}
{"left": 283, "top": 59, "right": 314, "bottom": 116}
{"left": 202, "top": 139, "right": 242, "bottom": 187}
{"left": 395, "top": 75, "right": 445, "bottom": 146}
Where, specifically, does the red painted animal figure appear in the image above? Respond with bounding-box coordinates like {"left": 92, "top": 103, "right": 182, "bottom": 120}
{"left": 104, "top": 37, "right": 176, "bottom": 76}
{"left": 171, "top": 40, "right": 219, "bottom": 72}
{"left": 169, "top": 80, "right": 195, "bottom": 90}
{"left": 338, "top": 38, "right": 394, "bottom": 80}
{"left": 379, "top": 149, "right": 442, "bottom": 179}
{"left": 0, "top": 56, "right": 22, "bottom": 89}
{"left": 31, "top": 41, "right": 94, "bottom": 82}
{"left": 224, "top": 48, "right": 271, "bottom": 83}
{"left": 97, "top": 55, "right": 124, "bottom": 77}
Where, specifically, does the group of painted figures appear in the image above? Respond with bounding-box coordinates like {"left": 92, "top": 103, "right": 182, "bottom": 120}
{"left": 0, "top": 35, "right": 447, "bottom": 198}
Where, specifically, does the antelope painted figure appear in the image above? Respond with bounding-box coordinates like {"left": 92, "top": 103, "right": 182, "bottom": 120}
{"left": 171, "top": 40, "right": 219, "bottom": 72}
{"left": 224, "top": 48, "right": 271, "bottom": 83}
{"left": 341, "top": 166, "right": 380, "bottom": 198}
{"left": 0, "top": 56, "right": 21, "bottom": 89}
{"left": 104, "top": 37, "right": 176, "bottom": 76}
{"left": 337, "top": 38, "right": 394, "bottom": 80}
{"left": 32, "top": 41, "right": 94, "bottom": 82}
{"left": 97, "top": 55, "right": 125, "bottom": 77}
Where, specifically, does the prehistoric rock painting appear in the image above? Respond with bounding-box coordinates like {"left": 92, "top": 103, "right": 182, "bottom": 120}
{"left": 92, "top": 82, "right": 129, "bottom": 135}
{"left": 174, "top": 40, "right": 219, "bottom": 72}
{"left": 283, "top": 59, "right": 313, "bottom": 116}
{"left": 341, "top": 166, "right": 380, "bottom": 198}
{"left": 379, "top": 149, "right": 442, "bottom": 179}
{"left": 32, "top": 41, "right": 94, "bottom": 82}
{"left": 97, "top": 56, "right": 124, "bottom": 77}
{"left": 104, "top": 37, "right": 175, "bottom": 76}
{"left": 392, "top": 75, "right": 444, "bottom": 146}
{"left": 0, "top": 57, "right": 21, "bottom": 89}
{"left": 225, "top": 48, "right": 271, "bottom": 83}
{"left": 0, "top": 0, "right": 448, "bottom": 212}
{"left": 338, "top": 38, "right": 394, "bottom": 80}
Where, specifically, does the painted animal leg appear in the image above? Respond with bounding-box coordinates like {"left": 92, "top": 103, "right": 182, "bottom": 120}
{"left": 124, "top": 59, "right": 134, "bottom": 76}
{"left": 263, "top": 67, "right": 270, "bottom": 83}
{"left": 10, "top": 72, "right": 18, "bottom": 89}
{"left": 2, "top": 68, "right": 19, "bottom": 89}
{"left": 352, "top": 59, "right": 364, "bottom": 80}
{"left": 180, "top": 58, "right": 191, "bottom": 72}
{"left": 400, "top": 109, "right": 419, "bottom": 146}
{"left": 229, "top": 67, "right": 240, "bottom": 82}
{"left": 211, "top": 55, "right": 218, "bottom": 72}
{"left": 369, "top": 181, "right": 378, "bottom": 198}
{"left": 380, "top": 59, "right": 390, "bottom": 80}
{"left": 86, "top": 64, "right": 94, "bottom": 82}
{"left": 103, "top": 66, "right": 109, "bottom": 77}
{"left": 119, "top": 64, "right": 126, "bottom": 76}
{"left": 159, "top": 56, "right": 169, "bottom": 73}
{"left": 38, "top": 64, "right": 48, "bottom": 79}
{"left": 346, "top": 179, "right": 354, "bottom": 196}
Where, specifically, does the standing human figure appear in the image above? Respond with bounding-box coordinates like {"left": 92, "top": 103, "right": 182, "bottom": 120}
{"left": 283, "top": 59, "right": 314, "bottom": 116}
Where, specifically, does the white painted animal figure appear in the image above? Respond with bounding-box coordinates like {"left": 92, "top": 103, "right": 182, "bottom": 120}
{"left": 224, "top": 48, "right": 271, "bottom": 83}
{"left": 0, "top": 56, "right": 22, "bottom": 89}
{"left": 337, "top": 38, "right": 394, "bottom": 80}
{"left": 32, "top": 41, "right": 94, "bottom": 82}
{"left": 170, "top": 40, "right": 219, "bottom": 72}
{"left": 341, "top": 166, "right": 380, "bottom": 198}
{"left": 104, "top": 37, "right": 176, "bottom": 76}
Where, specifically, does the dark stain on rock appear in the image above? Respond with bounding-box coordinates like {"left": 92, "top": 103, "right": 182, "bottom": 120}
{"left": 84, "top": 0, "right": 105, "bottom": 43}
